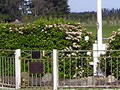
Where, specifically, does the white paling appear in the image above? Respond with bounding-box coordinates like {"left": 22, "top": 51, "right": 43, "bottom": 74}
{"left": 53, "top": 49, "right": 58, "bottom": 90}
{"left": 93, "top": 0, "right": 103, "bottom": 76}
{"left": 93, "top": 0, "right": 107, "bottom": 76}
{"left": 15, "top": 49, "right": 21, "bottom": 89}
{"left": 97, "top": 0, "right": 102, "bottom": 47}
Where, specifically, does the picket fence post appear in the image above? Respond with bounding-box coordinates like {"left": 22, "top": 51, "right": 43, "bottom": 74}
{"left": 15, "top": 49, "right": 21, "bottom": 89}
{"left": 53, "top": 49, "right": 58, "bottom": 90}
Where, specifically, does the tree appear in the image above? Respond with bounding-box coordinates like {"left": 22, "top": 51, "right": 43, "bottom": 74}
{"left": 0, "top": 0, "right": 23, "bottom": 22}
{"left": 20, "top": 0, "right": 32, "bottom": 15}
{"left": 53, "top": 0, "right": 69, "bottom": 14}
{"left": 31, "top": 0, "right": 53, "bottom": 16}
{"left": 31, "top": 0, "right": 69, "bottom": 16}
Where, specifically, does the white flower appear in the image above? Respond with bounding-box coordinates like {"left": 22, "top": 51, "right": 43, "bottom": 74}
{"left": 69, "top": 46, "right": 72, "bottom": 50}
{"left": 118, "top": 28, "right": 120, "bottom": 31}
{"left": 9, "top": 27, "right": 12, "bottom": 30}
{"left": 66, "top": 37, "right": 71, "bottom": 40}
{"left": 10, "top": 30, "right": 12, "bottom": 32}
{"left": 67, "top": 54, "right": 71, "bottom": 57}
{"left": 19, "top": 27, "right": 24, "bottom": 30}
{"left": 85, "top": 36, "right": 89, "bottom": 42}
{"left": 53, "top": 24, "right": 57, "bottom": 27}
{"left": 72, "top": 53, "right": 76, "bottom": 56}
{"left": 89, "top": 62, "right": 94, "bottom": 65}
{"left": 66, "top": 47, "right": 70, "bottom": 50}
{"left": 77, "top": 36, "right": 81, "bottom": 39}
{"left": 73, "top": 43, "right": 77, "bottom": 48}
{"left": 19, "top": 31, "right": 23, "bottom": 34}
{"left": 73, "top": 42, "right": 77, "bottom": 45}
{"left": 118, "top": 32, "right": 120, "bottom": 35}
{"left": 87, "top": 32, "right": 92, "bottom": 35}
{"left": 15, "top": 28, "right": 18, "bottom": 31}
{"left": 87, "top": 51, "right": 91, "bottom": 56}
{"left": 48, "top": 25, "right": 53, "bottom": 28}
{"left": 73, "top": 74, "right": 77, "bottom": 78}
{"left": 41, "top": 29, "right": 44, "bottom": 32}
{"left": 82, "top": 70, "right": 84, "bottom": 73}
{"left": 2, "top": 26, "right": 6, "bottom": 29}
{"left": 76, "top": 67, "right": 78, "bottom": 69}
{"left": 68, "top": 35, "right": 73, "bottom": 38}
{"left": 59, "top": 28, "right": 63, "bottom": 30}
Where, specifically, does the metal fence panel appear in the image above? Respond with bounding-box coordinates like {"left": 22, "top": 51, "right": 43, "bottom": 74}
{"left": 20, "top": 50, "right": 53, "bottom": 90}
{"left": 0, "top": 50, "right": 15, "bottom": 88}
{"left": 57, "top": 50, "right": 120, "bottom": 88}
{"left": 1, "top": 50, "right": 120, "bottom": 89}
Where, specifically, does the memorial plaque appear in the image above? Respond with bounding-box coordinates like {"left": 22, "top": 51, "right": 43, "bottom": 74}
{"left": 29, "top": 62, "right": 43, "bottom": 74}
{"left": 32, "top": 51, "right": 40, "bottom": 59}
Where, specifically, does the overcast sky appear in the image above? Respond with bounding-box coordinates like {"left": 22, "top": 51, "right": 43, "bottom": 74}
{"left": 68, "top": 0, "right": 120, "bottom": 12}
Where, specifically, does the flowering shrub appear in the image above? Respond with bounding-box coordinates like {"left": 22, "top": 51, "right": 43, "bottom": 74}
{"left": 0, "top": 18, "right": 94, "bottom": 78}
{"left": 0, "top": 18, "right": 94, "bottom": 50}
{"left": 100, "top": 29, "right": 120, "bottom": 79}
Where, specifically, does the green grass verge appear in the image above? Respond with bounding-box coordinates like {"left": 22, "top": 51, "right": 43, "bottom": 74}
{"left": 84, "top": 25, "right": 120, "bottom": 38}
{"left": 60, "top": 88, "right": 120, "bottom": 90}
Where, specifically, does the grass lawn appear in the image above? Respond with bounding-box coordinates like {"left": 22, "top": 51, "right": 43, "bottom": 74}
{"left": 84, "top": 25, "right": 120, "bottom": 38}
{"left": 59, "top": 88, "right": 120, "bottom": 90}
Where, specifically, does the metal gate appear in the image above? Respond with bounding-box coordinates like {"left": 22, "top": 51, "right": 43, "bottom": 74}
{"left": 57, "top": 50, "right": 120, "bottom": 89}
{"left": 0, "top": 50, "right": 53, "bottom": 90}
{"left": 0, "top": 50, "right": 16, "bottom": 88}
{"left": 20, "top": 50, "right": 53, "bottom": 90}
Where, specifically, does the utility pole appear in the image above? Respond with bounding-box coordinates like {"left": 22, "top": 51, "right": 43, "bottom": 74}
{"left": 93, "top": 0, "right": 107, "bottom": 76}
{"left": 97, "top": 0, "right": 102, "bottom": 50}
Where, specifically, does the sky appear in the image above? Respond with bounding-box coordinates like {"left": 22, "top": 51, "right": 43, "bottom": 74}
{"left": 68, "top": 0, "right": 120, "bottom": 12}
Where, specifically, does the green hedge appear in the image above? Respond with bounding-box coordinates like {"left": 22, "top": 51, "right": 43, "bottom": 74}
{"left": 100, "top": 29, "right": 120, "bottom": 79}
{"left": 0, "top": 18, "right": 94, "bottom": 50}
{"left": 0, "top": 18, "right": 94, "bottom": 78}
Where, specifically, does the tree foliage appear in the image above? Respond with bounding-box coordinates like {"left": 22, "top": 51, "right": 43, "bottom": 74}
{"left": 31, "top": 0, "right": 69, "bottom": 16}
{"left": 0, "top": 0, "right": 70, "bottom": 22}
{"left": 0, "top": 0, "right": 23, "bottom": 21}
